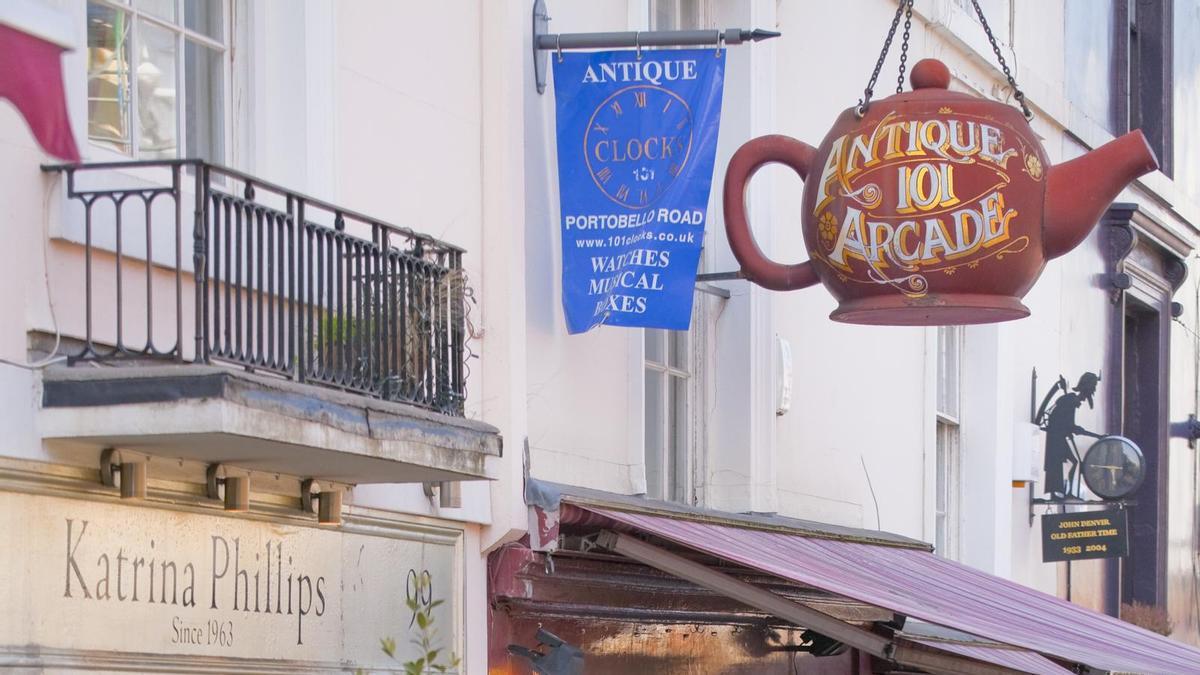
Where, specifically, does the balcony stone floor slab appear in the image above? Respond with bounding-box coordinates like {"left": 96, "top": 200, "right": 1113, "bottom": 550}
{"left": 39, "top": 364, "right": 501, "bottom": 484}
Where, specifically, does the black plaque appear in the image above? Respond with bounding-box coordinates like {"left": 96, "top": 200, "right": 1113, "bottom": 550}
{"left": 1041, "top": 509, "right": 1129, "bottom": 562}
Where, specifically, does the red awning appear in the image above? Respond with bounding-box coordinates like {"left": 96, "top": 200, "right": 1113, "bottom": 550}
{"left": 584, "top": 505, "right": 1200, "bottom": 674}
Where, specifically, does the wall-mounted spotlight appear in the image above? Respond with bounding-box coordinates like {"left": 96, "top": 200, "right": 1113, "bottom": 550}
{"left": 1171, "top": 414, "right": 1200, "bottom": 449}
{"left": 1110, "top": 271, "right": 1133, "bottom": 291}
{"left": 301, "top": 479, "right": 344, "bottom": 525}
{"left": 423, "top": 481, "right": 462, "bottom": 508}
{"left": 206, "top": 464, "right": 250, "bottom": 512}
{"left": 99, "top": 448, "right": 147, "bottom": 500}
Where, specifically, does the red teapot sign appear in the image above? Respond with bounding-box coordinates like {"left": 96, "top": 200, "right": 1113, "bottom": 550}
{"left": 723, "top": 59, "right": 1158, "bottom": 325}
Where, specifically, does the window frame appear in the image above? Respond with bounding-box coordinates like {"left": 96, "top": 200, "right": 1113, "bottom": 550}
{"left": 645, "top": 328, "right": 693, "bottom": 503}
{"left": 649, "top": 0, "right": 713, "bottom": 32}
{"left": 934, "top": 326, "right": 963, "bottom": 560}
{"left": 640, "top": 0, "right": 713, "bottom": 506}
{"left": 86, "top": 0, "right": 233, "bottom": 163}
{"left": 936, "top": 325, "right": 962, "bottom": 425}
{"left": 935, "top": 420, "right": 962, "bottom": 560}
{"left": 1113, "top": 0, "right": 1174, "bottom": 177}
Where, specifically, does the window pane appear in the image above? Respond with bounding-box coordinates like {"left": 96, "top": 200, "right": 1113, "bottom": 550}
{"left": 935, "top": 421, "right": 959, "bottom": 559}
{"left": 652, "top": 0, "right": 705, "bottom": 30}
{"left": 137, "top": 19, "right": 179, "bottom": 158}
{"left": 937, "top": 326, "right": 960, "bottom": 418}
{"left": 87, "top": 2, "right": 132, "bottom": 153}
{"left": 645, "top": 370, "right": 665, "bottom": 499}
{"left": 185, "top": 39, "right": 225, "bottom": 162}
{"left": 669, "top": 376, "right": 689, "bottom": 502}
{"left": 645, "top": 329, "right": 665, "bottom": 365}
{"left": 1065, "top": 0, "right": 1116, "bottom": 132}
{"left": 135, "top": 0, "right": 176, "bottom": 22}
{"left": 678, "top": 2, "right": 703, "bottom": 30}
{"left": 184, "top": 0, "right": 223, "bottom": 40}
{"left": 653, "top": 2, "right": 677, "bottom": 30}
{"left": 668, "top": 330, "right": 687, "bottom": 371}
{"left": 936, "top": 427, "right": 948, "bottom": 514}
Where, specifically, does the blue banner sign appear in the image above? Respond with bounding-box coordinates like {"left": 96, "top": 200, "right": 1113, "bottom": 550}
{"left": 553, "top": 49, "right": 725, "bottom": 333}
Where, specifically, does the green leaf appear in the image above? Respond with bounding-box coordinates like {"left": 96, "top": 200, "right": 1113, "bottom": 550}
{"left": 428, "top": 599, "right": 445, "bottom": 609}
{"left": 380, "top": 637, "right": 397, "bottom": 658}
{"left": 416, "top": 612, "right": 430, "bottom": 630}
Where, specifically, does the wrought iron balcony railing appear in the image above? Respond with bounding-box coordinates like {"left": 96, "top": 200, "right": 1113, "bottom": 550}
{"left": 43, "top": 160, "right": 468, "bottom": 416}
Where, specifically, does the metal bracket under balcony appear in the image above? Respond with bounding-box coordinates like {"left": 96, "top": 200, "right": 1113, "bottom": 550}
{"left": 40, "top": 364, "right": 500, "bottom": 484}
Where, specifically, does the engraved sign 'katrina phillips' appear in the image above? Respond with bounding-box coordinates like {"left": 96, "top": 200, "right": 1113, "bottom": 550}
{"left": 63, "top": 518, "right": 327, "bottom": 645}
{"left": 1, "top": 491, "right": 459, "bottom": 667}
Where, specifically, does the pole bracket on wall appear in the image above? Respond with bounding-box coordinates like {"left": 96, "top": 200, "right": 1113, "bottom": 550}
{"left": 301, "top": 479, "right": 346, "bottom": 526}
{"left": 206, "top": 464, "right": 250, "bottom": 512}
{"left": 1027, "top": 482, "right": 1137, "bottom": 525}
{"left": 423, "top": 481, "right": 463, "bottom": 508}
{"left": 532, "top": 0, "right": 780, "bottom": 94}
{"left": 100, "top": 448, "right": 147, "bottom": 500}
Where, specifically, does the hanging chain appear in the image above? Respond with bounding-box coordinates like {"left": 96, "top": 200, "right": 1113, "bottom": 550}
{"left": 895, "top": 1, "right": 914, "bottom": 94}
{"left": 971, "top": 0, "right": 1033, "bottom": 120}
{"left": 858, "top": 0, "right": 1033, "bottom": 121}
{"left": 857, "top": 0, "right": 912, "bottom": 117}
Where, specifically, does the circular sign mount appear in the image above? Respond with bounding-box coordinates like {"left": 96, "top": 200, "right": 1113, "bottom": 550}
{"left": 1081, "top": 436, "right": 1146, "bottom": 500}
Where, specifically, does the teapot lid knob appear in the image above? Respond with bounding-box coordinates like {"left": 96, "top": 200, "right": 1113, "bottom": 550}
{"left": 910, "top": 59, "right": 951, "bottom": 90}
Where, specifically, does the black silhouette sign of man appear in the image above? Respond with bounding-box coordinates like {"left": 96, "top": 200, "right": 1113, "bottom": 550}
{"left": 1036, "top": 372, "right": 1103, "bottom": 498}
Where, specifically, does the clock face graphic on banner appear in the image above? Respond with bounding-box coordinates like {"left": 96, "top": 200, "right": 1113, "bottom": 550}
{"left": 584, "top": 85, "right": 694, "bottom": 209}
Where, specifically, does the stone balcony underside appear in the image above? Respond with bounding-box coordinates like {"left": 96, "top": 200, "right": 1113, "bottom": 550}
{"left": 39, "top": 365, "right": 501, "bottom": 484}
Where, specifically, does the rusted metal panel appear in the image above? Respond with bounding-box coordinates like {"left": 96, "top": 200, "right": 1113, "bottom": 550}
{"left": 490, "top": 616, "right": 869, "bottom": 675}
{"left": 488, "top": 544, "right": 882, "bottom": 674}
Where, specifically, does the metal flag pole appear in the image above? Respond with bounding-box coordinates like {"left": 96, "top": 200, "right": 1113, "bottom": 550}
{"left": 532, "top": 0, "right": 780, "bottom": 93}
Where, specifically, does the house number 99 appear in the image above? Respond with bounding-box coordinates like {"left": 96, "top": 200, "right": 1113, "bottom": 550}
{"left": 406, "top": 568, "right": 433, "bottom": 628}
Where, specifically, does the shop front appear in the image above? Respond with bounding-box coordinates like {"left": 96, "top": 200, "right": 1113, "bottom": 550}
{"left": 0, "top": 469, "right": 466, "bottom": 672}
{"left": 488, "top": 480, "right": 1200, "bottom": 674}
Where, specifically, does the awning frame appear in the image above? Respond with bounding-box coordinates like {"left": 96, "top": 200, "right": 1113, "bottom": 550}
{"left": 576, "top": 530, "right": 1026, "bottom": 675}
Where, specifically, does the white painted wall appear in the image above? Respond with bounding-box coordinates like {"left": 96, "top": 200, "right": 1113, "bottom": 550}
{"left": 507, "top": 0, "right": 1200, "bottom": 627}
{"left": 523, "top": 0, "right": 643, "bottom": 495}
{"left": 4, "top": 0, "right": 1200, "bottom": 663}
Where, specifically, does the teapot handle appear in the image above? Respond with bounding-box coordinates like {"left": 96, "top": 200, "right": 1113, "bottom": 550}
{"left": 723, "top": 135, "right": 820, "bottom": 291}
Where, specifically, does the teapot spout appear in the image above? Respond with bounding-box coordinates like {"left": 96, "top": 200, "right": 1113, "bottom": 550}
{"left": 1044, "top": 130, "right": 1159, "bottom": 260}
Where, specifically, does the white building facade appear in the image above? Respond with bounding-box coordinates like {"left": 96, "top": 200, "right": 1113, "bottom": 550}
{"left": 0, "top": 0, "right": 1198, "bottom": 672}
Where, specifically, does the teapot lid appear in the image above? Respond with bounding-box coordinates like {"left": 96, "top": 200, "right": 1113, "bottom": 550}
{"left": 872, "top": 58, "right": 983, "bottom": 107}
{"left": 909, "top": 58, "right": 951, "bottom": 90}
{"left": 856, "top": 58, "right": 1034, "bottom": 130}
